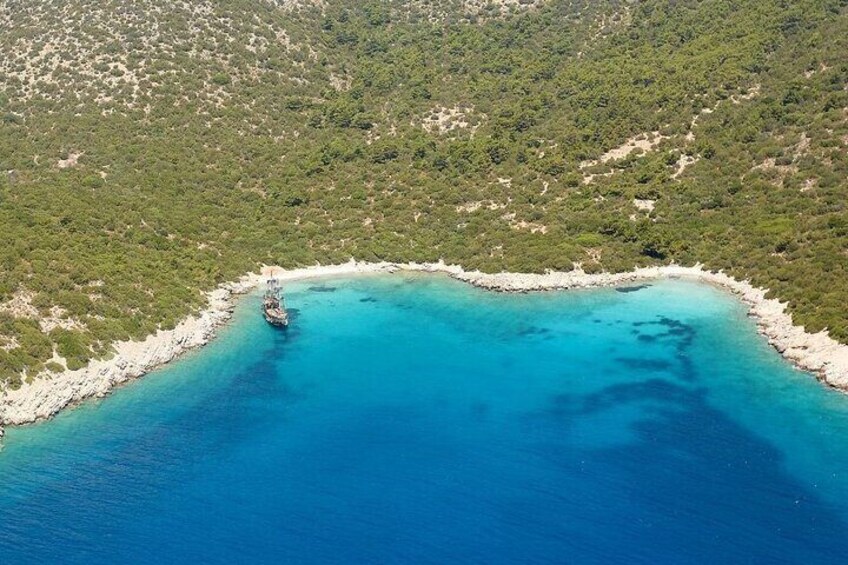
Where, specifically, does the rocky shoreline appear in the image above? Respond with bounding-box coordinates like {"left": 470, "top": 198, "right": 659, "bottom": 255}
{"left": 2, "top": 260, "right": 847, "bottom": 436}
{"left": 0, "top": 262, "right": 392, "bottom": 433}
{"left": 443, "top": 264, "right": 848, "bottom": 391}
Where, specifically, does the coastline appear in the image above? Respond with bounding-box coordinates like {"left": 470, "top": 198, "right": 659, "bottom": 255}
{"left": 2, "top": 260, "right": 848, "bottom": 434}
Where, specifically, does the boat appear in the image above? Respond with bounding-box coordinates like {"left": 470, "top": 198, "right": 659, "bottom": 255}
{"left": 262, "top": 278, "right": 289, "bottom": 327}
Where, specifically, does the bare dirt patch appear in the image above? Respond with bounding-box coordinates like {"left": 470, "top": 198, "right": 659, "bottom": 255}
{"left": 419, "top": 105, "right": 482, "bottom": 135}
{"left": 580, "top": 131, "right": 668, "bottom": 169}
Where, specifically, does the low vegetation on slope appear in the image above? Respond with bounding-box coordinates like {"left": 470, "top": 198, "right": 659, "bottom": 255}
{"left": 0, "top": 0, "right": 846, "bottom": 387}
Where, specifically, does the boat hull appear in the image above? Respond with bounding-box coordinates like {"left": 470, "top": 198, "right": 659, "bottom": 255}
{"left": 264, "top": 312, "right": 289, "bottom": 327}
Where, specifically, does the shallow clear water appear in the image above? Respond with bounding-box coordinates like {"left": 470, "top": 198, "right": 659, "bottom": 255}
{"left": 2, "top": 275, "right": 848, "bottom": 563}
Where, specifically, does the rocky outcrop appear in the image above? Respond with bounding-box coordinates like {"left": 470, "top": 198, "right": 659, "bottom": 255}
{"left": 0, "top": 278, "right": 256, "bottom": 427}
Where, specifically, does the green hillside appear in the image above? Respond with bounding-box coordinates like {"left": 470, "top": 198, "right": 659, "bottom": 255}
{"left": 1, "top": 0, "right": 846, "bottom": 387}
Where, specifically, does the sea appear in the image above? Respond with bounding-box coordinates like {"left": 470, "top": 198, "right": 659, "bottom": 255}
{"left": 1, "top": 274, "right": 848, "bottom": 563}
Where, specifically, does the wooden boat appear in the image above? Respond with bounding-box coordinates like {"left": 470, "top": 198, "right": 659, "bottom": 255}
{"left": 262, "top": 278, "right": 289, "bottom": 327}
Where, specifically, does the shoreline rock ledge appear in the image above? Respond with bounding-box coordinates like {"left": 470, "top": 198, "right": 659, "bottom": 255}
{"left": 0, "top": 278, "right": 256, "bottom": 430}
{"left": 443, "top": 264, "right": 848, "bottom": 391}
{"left": 2, "top": 261, "right": 848, "bottom": 437}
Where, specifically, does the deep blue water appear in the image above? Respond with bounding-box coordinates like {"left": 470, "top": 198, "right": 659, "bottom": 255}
{"left": 2, "top": 275, "right": 848, "bottom": 564}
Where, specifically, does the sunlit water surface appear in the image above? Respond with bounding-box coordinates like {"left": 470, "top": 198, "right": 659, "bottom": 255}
{"left": 2, "top": 275, "right": 848, "bottom": 563}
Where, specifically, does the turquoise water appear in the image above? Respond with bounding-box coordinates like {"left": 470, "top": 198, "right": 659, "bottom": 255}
{"left": 2, "top": 274, "right": 848, "bottom": 563}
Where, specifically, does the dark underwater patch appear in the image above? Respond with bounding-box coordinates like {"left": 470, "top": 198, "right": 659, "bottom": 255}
{"left": 615, "top": 284, "right": 651, "bottom": 293}
{"left": 581, "top": 378, "right": 701, "bottom": 413}
{"left": 616, "top": 357, "right": 673, "bottom": 372}
{"left": 359, "top": 297, "right": 378, "bottom": 303}
{"left": 628, "top": 316, "right": 698, "bottom": 381}
{"left": 279, "top": 307, "right": 300, "bottom": 327}
{"left": 308, "top": 285, "right": 337, "bottom": 293}
{"left": 542, "top": 378, "right": 701, "bottom": 422}
{"left": 517, "top": 326, "right": 551, "bottom": 337}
